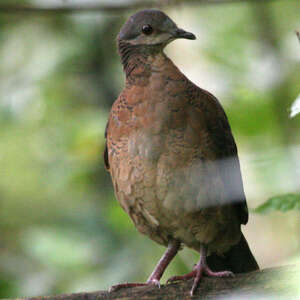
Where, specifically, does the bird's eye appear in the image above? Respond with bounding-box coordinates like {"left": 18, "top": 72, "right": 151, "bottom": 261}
{"left": 142, "top": 24, "right": 153, "bottom": 35}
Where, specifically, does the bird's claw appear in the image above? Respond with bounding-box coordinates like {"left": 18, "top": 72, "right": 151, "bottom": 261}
{"left": 109, "top": 282, "right": 147, "bottom": 292}
{"left": 204, "top": 269, "right": 234, "bottom": 278}
{"left": 109, "top": 279, "right": 161, "bottom": 293}
{"left": 147, "top": 278, "right": 161, "bottom": 288}
{"left": 167, "top": 270, "right": 197, "bottom": 284}
{"left": 167, "top": 267, "right": 234, "bottom": 296}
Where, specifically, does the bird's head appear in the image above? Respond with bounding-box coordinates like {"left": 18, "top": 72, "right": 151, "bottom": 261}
{"left": 118, "top": 9, "right": 196, "bottom": 48}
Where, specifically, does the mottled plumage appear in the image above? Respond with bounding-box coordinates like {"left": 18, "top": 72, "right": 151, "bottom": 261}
{"left": 104, "top": 9, "right": 258, "bottom": 295}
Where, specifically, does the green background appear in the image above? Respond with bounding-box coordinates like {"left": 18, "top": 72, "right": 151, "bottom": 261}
{"left": 0, "top": 0, "right": 300, "bottom": 298}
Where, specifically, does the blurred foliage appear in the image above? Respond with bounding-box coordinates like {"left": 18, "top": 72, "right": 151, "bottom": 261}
{"left": 0, "top": 0, "right": 299, "bottom": 299}
{"left": 254, "top": 194, "right": 300, "bottom": 214}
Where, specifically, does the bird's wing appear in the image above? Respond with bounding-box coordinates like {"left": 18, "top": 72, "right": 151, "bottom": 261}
{"left": 192, "top": 87, "right": 248, "bottom": 225}
{"left": 103, "top": 121, "right": 110, "bottom": 170}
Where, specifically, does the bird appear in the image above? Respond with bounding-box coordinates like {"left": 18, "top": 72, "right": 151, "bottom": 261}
{"left": 104, "top": 9, "right": 259, "bottom": 296}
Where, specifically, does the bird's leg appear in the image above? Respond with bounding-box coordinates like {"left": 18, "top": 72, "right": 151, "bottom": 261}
{"left": 146, "top": 239, "right": 181, "bottom": 285}
{"left": 109, "top": 239, "right": 180, "bottom": 292}
{"left": 167, "top": 245, "right": 234, "bottom": 295}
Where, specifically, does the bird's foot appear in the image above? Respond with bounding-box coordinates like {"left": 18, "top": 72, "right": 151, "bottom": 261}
{"left": 167, "top": 269, "right": 197, "bottom": 284}
{"left": 109, "top": 279, "right": 160, "bottom": 292}
{"left": 110, "top": 240, "right": 180, "bottom": 293}
{"left": 167, "top": 262, "right": 234, "bottom": 296}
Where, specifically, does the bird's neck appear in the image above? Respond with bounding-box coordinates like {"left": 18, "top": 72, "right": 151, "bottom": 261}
{"left": 118, "top": 40, "right": 167, "bottom": 80}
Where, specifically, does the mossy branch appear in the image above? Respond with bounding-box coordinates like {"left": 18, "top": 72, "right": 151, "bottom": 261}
{"left": 5, "top": 265, "right": 300, "bottom": 300}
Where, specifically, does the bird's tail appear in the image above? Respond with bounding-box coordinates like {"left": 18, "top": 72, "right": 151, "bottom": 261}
{"left": 207, "top": 233, "right": 259, "bottom": 273}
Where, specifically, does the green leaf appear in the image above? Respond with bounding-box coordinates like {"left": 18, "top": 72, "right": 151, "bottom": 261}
{"left": 254, "top": 194, "right": 300, "bottom": 214}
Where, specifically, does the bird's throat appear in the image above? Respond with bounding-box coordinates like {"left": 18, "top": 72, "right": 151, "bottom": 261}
{"left": 118, "top": 40, "right": 162, "bottom": 78}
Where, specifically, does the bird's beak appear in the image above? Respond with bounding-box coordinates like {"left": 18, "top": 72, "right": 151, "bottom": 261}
{"left": 173, "top": 28, "right": 196, "bottom": 40}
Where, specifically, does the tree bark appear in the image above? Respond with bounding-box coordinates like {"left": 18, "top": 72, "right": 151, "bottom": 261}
{"left": 4, "top": 265, "right": 299, "bottom": 300}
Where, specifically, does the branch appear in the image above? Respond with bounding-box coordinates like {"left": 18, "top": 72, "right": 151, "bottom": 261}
{"left": 297, "top": 31, "right": 300, "bottom": 43}
{"left": 10, "top": 265, "right": 300, "bottom": 300}
{"left": 0, "top": 0, "right": 292, "bottom": 15}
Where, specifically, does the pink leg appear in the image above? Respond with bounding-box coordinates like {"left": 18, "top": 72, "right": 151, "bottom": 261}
{"left": 109, "top": 240, "right": 180, "bottom": 292}
{"left": 167, "top": 245, "right": 234, "bottom": 295}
